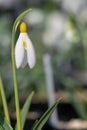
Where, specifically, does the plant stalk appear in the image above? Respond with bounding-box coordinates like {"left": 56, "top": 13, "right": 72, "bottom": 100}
{"left": 11, "top": 24, "right": 21, "bottom": 130}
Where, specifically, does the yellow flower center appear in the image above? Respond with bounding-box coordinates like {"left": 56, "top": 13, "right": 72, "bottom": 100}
{"left": 20, "top": 22, "right": 27, "bottom": 33}
{"left": 23, "top": 41, "right": 27, "bottom": 48}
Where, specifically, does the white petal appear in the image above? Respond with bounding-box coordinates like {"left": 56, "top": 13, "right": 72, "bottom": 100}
{"left": 21, "top": 51, "right": 27, "bottom": 68}
{"left": 25, "top": 34, "right": 36, "bottom": 69}
{"left": 15, "top": 34, "right": 24, "bottom": 69}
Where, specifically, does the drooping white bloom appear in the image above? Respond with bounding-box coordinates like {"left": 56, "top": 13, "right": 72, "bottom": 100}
{"left": 15, "top": 22, "right": 36, "bottom": 69}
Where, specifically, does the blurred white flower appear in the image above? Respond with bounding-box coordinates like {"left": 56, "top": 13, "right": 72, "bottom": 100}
{"left": 61, "top": 0, "right": 87, "bottom": 14}
{"left": 42, "top": 30, "right": 58, "bottom": 46}
{"left": 15, "top": 22, "right": 36, "bottom": 69}
{"left": 46, "top": 12, "right": 65, "bottom": 36}
{"left": 25, "top": 9, "right": 44, "bottom": 26}
{"left": 42, "top": 12, "right": 65, "bottom": 46}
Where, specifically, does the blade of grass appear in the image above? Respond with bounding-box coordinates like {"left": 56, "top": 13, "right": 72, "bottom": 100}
{"left": 32, "top": 99, "right": 61, "bottom": 130}
{"left": 0, "top": 116, "right": 13, "bottom": 130}
{"left": 0, "top": 76, "right": 10, "bottom": 123}
{"left": 15, "top": 91, "right": 34, "bottom": 130}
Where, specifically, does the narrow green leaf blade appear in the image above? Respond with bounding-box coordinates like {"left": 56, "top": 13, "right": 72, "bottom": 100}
{"left": 0, "top": 76, "right": 10, "bottom": 123}
{"left": 15, "top": 91, "right": 34, "bottom": 130}
{"left": 31, "top": 120, "right": 38, "bottom": 130}
{"left": 0, "top": 117, "right": 13, "bottom": 130}
{"left": 32, "top": 99, "right": 60, "bottom": 130}
{"left": 20, "top": 91, "right": 34, "bottom": 130}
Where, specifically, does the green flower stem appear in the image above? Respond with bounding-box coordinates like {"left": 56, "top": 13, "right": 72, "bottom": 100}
{"left": 11, "top": 24, "right": 21, "bottom": 130}
{"left": 11, "top": 9, "right": 32, "bottom": 130}
{"left": 0, "top": 76, "right": 10, "bottom": 123}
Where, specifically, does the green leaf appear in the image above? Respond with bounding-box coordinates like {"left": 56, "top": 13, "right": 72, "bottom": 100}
{"left": 0, "top": 76, "right": 10, "bottom": 123}
{"left": 31, "top": 120, "right": 38, "bottom": 130}
{"left": 0, "top": 116, "right": 13, "bottom": 130}
{"left": 32, "top": 99, "right": 60, "bottom": 130}
{"left": 15, "top": 91, "right": 34, "bottom": 130}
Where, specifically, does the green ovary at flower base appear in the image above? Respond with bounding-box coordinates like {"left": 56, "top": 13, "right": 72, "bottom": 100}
{"left": 15, "top": 21, "right": 36, "bottom": 69}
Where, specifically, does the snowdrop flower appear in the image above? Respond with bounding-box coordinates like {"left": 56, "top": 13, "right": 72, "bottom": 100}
{"left": 15, "top": 21, "right": 36, "bottom": 69}
{"left": 61, "top": 0, "right": 85, "bottom": 14}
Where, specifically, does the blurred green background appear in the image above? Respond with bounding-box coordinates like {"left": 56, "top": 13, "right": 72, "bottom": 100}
{"left": 1, "top": 0, "right": 87, "bottom": 122}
